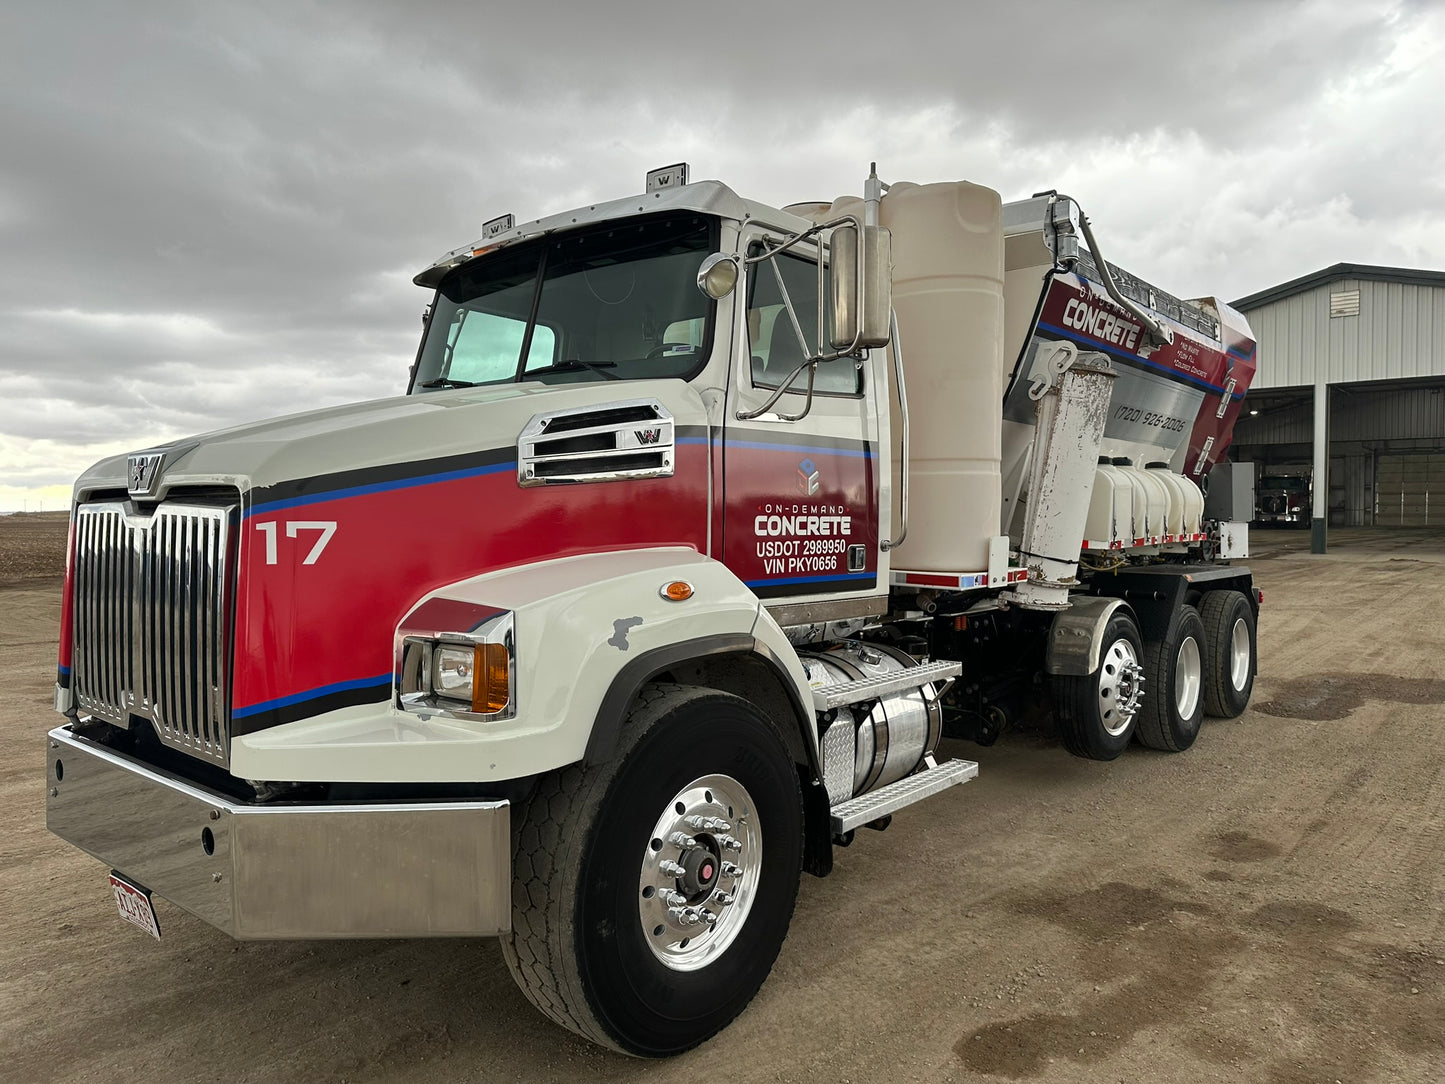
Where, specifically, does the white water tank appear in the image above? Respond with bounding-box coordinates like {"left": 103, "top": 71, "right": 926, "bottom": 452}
{"left": 1181, "top": 474, "right": 1205, "bottom": 535}
{"left": 820, "top": 181, "right": 1005, "bottom": 572}
{"left": 1129, "top": 462, "right": 1172, "bottom": 544}
{"left": 1147, "top": 464, "right": 1185, "bottom": 537}
{"left": 1085, "top": 458, "right": 1131, "bottom": 546}
{"left": 1147, "top": 464, "right": 1204, "bottom": 540}
{"left": 1106, "top": 460, "right": 1142, "bottom": 544}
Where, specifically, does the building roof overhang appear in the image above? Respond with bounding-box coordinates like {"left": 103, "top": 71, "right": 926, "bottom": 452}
{"left": 1233, "top": 262, "right": 1445, "bottom": 311}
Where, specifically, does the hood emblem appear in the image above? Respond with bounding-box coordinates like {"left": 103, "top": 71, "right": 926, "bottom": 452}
{"left": 127, "top": 451, "right": 166, "bottom": 498}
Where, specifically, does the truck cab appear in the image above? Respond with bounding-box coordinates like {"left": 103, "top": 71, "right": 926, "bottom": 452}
{"left": 409, "top": 182, "right": 888, "bottom": 621}
{"left": 1256, "top": 472, "right": 1312, "bottom": 526}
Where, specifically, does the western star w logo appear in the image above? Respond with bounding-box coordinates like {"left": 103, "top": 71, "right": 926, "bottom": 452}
{"left": 635, "top": 428, "right": 662, "bottom": 445}
{"left": 126, "top": 451, "right": 165, "bottom": 498}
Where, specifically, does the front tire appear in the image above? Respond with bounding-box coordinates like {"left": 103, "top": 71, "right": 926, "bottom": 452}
{"left": 501, "top": 683, "right": 804, "bottom": 1056}
{"left": 1052, "top": 611, "right": 1145, "bottom": 760}
{"left": 1137, "top": 606, "right": 1207, "bottom": 751}
{"left": 1199, "top": 590, "right": 1256, "bottom": 718}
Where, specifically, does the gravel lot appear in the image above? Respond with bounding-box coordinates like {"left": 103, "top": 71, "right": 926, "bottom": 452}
{"left": 2, "top": 515, "right": 1442, "bottom": 1082}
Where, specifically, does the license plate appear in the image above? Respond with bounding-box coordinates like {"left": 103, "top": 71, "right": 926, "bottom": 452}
{"left": 109, "top": 871, "right": 161, "bottom": 940}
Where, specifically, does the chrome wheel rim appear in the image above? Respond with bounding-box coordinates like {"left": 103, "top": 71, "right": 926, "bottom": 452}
{"left": 1229, "top": 617, "right": 1251, "bottom": 691}
{"left": 1176, "top": 635, "right": 1202, "bottom": 718}
{"left": 638, "top": 773, "right": 760, "bottom": 972}
{"left": 1098, "top": 638, "right": 1144, "bottom": 736}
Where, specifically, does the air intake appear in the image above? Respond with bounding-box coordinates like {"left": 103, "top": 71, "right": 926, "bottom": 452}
{"left": 517, "top": 398, "right": 675, "bottom": 486}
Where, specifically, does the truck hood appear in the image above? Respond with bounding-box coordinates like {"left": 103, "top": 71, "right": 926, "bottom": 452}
{"left": 74, "top": 380, "right": 706, "bottom": 503}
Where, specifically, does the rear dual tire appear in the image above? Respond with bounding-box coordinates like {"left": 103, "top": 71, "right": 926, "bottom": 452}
{"left": 1136, "top": 607, "right": 1207, "bottom": 752}
{"left": 1199, "top": 590, "right": 1256, "bottom": 719}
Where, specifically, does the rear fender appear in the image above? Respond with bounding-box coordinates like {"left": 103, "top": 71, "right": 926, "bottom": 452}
{"left": 1045, "top": 596, "right": 1136, "bottom": 676}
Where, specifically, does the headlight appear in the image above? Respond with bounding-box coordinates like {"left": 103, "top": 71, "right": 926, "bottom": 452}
{"left": 432, "top": 644, "right": 474, "bottom": 698}
{"left": 397, "top": 609, "right": 515, "bottom": 719}
{"left": 432, "top": 641, "right": 511, "bottom": 714}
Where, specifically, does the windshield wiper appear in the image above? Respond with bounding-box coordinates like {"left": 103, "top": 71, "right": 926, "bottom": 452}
{"left": 522, "top": 360, "right": 620, "bottom": 381}
{"left": 420, "top": 376, "right": 481, "bottom": 389}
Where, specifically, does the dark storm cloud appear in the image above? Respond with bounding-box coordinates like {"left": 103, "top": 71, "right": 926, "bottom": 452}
{"left": 1, "top": 0, "right": 1442, "bottom": 506}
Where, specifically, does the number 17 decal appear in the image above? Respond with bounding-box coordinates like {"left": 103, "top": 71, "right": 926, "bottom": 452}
{"left": 254, "top": 520, "right": 337, "bottom": 565}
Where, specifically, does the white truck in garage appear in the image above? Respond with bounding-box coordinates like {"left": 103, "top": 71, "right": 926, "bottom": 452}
{"left": 47, "top": 163, "right": 1260, "bottom": 1056}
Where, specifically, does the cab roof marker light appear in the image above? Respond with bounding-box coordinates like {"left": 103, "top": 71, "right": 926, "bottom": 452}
{"left": 481, "top": 213, "right": 515, "bottom": 241}
{"left": 646, "top": 163, "right": 689, "bottom": 193}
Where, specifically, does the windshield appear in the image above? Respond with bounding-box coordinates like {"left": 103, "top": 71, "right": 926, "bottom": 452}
{"left": 1260, "top": 475, "right": 1307, "bottom": 490}
{"left": 411, "top": 212, "right": 717, "bottom": 391}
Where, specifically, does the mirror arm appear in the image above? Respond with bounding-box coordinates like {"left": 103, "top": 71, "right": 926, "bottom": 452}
{"left": 772, "top": 362, "right": 819, "bottom": 422}
{"left": 769, "top": 256, "right": 814, "bottom": 364}
{"left": 742, "top": 216, "right": 856, "bottom": 266}
{"left": 736, "top": 358, "right": 820, "bottom": 422}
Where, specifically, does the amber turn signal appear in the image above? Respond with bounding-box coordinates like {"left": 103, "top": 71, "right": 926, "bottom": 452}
{"left": 472, "top": 641, "right": 510, "bottom": 714}
{"left": 661, "top": 580, "right": 694, "bottom": 602}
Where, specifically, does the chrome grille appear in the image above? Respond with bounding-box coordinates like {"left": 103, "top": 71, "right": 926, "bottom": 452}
{"left": 71, "top": 501, "right": 236, "bottom": 767}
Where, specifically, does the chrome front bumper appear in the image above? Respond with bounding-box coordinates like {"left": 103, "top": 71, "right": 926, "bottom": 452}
{"left": 45, "top": 727, "right": 511, "bottom": 939}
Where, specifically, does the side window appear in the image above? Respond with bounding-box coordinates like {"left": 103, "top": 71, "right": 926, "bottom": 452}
{"left": 747, "top": 248, "right": 861, "bottom": 395}
{"left": 445, "top": 311, "right": 555, "bottom": 384}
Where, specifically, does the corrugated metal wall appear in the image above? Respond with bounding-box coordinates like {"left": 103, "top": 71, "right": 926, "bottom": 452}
{"left": 1247, "top": 279, "right": 1445, "bottom": 389}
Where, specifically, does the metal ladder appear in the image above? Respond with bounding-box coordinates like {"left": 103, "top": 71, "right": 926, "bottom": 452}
{"left": 816, "top": 659, "right": 979, "bottom": 834}
{"left": 810, "top": 659, "right": 962, "bottom": 712}
{"left": 830, "top": 755, "right": 979, "bottom": 834}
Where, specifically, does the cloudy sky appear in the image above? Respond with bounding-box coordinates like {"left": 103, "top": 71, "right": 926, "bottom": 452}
{"left": 2, "top": 0, "right": 1443, "bottom": 511}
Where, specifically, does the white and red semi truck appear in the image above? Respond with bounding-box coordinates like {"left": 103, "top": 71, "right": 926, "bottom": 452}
{"left": 47, "top": 163, "right": 1260, "bottom": 1055}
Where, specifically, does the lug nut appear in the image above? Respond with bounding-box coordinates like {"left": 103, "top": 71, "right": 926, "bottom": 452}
{"left": 714, "top": 891, "right": 734, "bottom": 906}
{"left": 661, "top": 890, "right": 688, "bottom": 907}
{"left": 668, "top": 907, "right": 702, "bottom": 926}
{"left": 701, "top": 910, "right": 718, "bottom": 925}
{"left": 721, "top": 862, "right": 743, "bottom": 878}
{"left": 659, "top": 859, "right": 686, "bottom": 877}
{"left": 719, "top": 835, "right": 742, "bottom": 852}
{"left": 669, "top": 832, "right": 699, "bottom": 849}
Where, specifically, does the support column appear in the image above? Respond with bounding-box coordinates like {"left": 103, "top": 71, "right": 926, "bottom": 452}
{"left": 1312, "top": 379, "right": 1328, "bottom": 554}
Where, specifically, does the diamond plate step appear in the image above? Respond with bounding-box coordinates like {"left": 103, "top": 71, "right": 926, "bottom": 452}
{"left": 811, "top": 660, "right": 961, "bottom": 712}
{"left": 829, "top": 758, "right": 979, "bottom": 834}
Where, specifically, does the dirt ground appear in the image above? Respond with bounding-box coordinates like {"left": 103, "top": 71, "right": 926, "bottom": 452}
{"left": 1, "top": 515, "right": 1442, "bottom": 1083}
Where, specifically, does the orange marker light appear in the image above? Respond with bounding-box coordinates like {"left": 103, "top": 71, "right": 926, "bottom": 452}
{"left": 472, "top": 642, "right": 510, "bottom": 714}
{"left": 661, "top": 581, "right": 694, "bottom": 602}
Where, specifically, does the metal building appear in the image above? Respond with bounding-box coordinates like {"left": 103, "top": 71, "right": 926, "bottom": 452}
{"left": 1227, "top": 263, "right": 1445, "bottom": 551}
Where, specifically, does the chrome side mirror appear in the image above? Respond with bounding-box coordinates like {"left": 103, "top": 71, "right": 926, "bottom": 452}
{"left": 696, "top": 252, "right": 739, "bottom": 299}
{"left": 830, "top": 224, "right": 892, "bottom": 351}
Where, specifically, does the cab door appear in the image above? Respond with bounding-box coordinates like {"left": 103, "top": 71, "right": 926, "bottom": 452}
{"left": 721, "top": 229, "right": 885, "bottom": 615}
